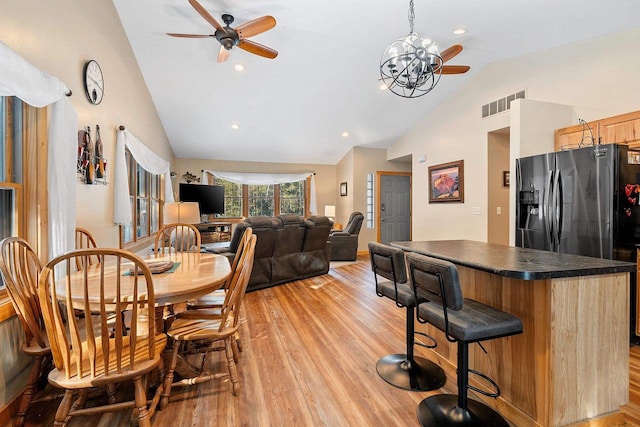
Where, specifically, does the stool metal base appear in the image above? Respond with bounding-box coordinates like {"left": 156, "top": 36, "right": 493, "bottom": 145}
{"left": 417, "top": 394, "right": 510, "bottom": 427}
{"left": 376, "top": 354, "right": 446, "bottom": 391}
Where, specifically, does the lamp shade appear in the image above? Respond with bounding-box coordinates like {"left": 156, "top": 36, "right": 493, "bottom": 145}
{"left": 324, "top": 205, "right": 336, "bottom": 218}
{"left": 164, "top": 202, "right": 201, "bottom": 224}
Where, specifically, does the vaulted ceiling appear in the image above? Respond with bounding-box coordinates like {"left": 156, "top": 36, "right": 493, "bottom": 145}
{"left": 112, "top": 0, "right": 640, "bottom": 164}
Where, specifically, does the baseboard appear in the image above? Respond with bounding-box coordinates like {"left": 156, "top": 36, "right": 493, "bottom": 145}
{"left": 0, "top": 388, "right": 23, "bottom": 426}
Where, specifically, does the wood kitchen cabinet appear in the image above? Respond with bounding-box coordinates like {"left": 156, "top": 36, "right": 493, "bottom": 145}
{"left": 554, "top": 110, "right": 640, "bottom": 151}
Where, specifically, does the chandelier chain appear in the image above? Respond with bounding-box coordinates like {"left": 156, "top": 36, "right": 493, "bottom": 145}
{"left": 408, "top": 0, "right": 415, "bottom": 34}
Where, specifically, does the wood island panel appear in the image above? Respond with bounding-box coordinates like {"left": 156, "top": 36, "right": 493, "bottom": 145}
{"left": 392, "top": 240, "right": 632, "bottom": 427}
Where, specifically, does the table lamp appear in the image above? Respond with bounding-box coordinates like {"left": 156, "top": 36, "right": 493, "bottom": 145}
{"left": 324, "top": 205, "right": 336, "bottom": 221}
{"left": 164, "top": 202, "right": 201, "bottom": 224}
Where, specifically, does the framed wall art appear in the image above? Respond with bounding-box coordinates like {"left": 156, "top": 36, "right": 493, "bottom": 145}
{"left": 340, "top": 182, "right": 348, "bottom": 197}
{"left": 503, "top": 171, "right": 510, "bottom": 187}
{"left": 428, "top": 160, "right": 464, "bottom": 203}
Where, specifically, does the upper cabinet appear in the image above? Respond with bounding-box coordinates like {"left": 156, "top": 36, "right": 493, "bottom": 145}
{"left": 555, "top": 110, "right": 640, "bottom": 151}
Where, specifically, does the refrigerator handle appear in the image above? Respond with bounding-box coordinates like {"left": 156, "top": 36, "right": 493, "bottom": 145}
{"left": 544, "top": 170, "right": 555, "bottom": 251}
{"left": 555, "top": 170, "right": 563, "bottom": 245}
{"left": 553, "top": 170, "right": 561, "bottom": 248}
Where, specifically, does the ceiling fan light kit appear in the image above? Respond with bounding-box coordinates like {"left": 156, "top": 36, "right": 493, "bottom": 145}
{"left": 380, "top": 0, "right": 469, "bottom": 98}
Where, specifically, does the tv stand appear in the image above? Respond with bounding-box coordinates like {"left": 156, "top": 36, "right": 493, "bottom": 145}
{"left": 195, "top": 222, "right": 232, "bottom": 244}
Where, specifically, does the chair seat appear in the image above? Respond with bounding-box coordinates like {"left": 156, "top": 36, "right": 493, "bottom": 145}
{"left": 47, "top": 334, "right": 167, "bottom": 389}
{"left": 376, "top": 280, "right": 415, "bottom": 307}
{"left": 168, "top": 317, "right": 236, "bottom": 341}
{"left": 186, "top": 289, "right": 225, "bottom": 310}
{"left": 418, "top": 298, "right": 522, "bottom": 342}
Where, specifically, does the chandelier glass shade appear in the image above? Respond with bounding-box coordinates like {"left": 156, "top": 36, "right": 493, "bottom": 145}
{"left": 380, "top": 0, "right": 443, "bottom": 98}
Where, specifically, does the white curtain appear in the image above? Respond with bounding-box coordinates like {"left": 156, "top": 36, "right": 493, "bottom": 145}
{"left": 0, "top": 41, "right": 77, "bottom": 259}
{"left": 201, "top": 170, "right": 317, "bottom": 215}
{"left": 114, "top": 129, "right": 174, "bottom": 225}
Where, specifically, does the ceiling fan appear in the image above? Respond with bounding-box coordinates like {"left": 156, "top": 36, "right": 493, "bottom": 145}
{"left": 437, "top": 45, "right": 470, "bottom": 75}
{"left": 167, "top": 0, "right": 278, "bottom": 63}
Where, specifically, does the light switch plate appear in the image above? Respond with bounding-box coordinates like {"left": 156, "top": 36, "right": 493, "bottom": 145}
{"left": 472, "top": 207, "right": 481, "bottom": 215}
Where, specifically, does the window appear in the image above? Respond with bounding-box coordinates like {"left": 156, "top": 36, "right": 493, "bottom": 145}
{"left": 215, "top": 177, "right": 242, "bottom": 217}
{"left": 279, "top": 181, "right": 305, "bottom": 216}
{"left": 366, "top": 173, "right": 374, "bottom": 228}
{"left": 210, "top": 174, "right": 309, "bottom": 218}
{"left": 0, "top": 97, "right": 22, "bottom": 243}
{"left": 1, "top": 96, "right": 39, "bottom": 298}
{"left": 122, "top": 149, "right": 162, "bottom": 246}
{"left": 248, "top": 184, "right": 274, "bottom": 217}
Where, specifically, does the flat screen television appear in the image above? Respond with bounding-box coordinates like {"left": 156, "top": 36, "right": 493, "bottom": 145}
{"left": 179, "top": 183, "right": 225, "bottom": 216}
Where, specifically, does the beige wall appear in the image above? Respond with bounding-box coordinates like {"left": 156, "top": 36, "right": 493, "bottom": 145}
{"left": 173, "top": 158, "right": 337, "bottom": 217}
{"left": 487, "top": 131, "right": 510, "bottom": 245}
{"left": 1, "top": 0, "right": 173, "bottom": 407}
{"left": 338, "top": 147, "right": 411, "bottom": 252}
{"left": 2, "top": 0, "right": 174, "bottom": 249}
{"left": 388, "top": 28, "right": 640, "bottom": 243}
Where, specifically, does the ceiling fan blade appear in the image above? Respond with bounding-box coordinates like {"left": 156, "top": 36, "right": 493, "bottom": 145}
{"left": 217, "top": 45, "right": 231, "bottom": 63}
{"left": 440, "top": 45, "right": 463, "bottom": 63}
{"left": 188, "top": 0, "right": 226, "bottom": 32}
{"left": 235, "top": 16, "right": 276, "bottom": 39}
{"left": 167, "top": 33, "right": 213, "bottom": 38}
{"left": 237, "top": 39, "right": 278, "bottom": 59}
{"left": 439, "top": 65, "right": 471, "bottom": 74}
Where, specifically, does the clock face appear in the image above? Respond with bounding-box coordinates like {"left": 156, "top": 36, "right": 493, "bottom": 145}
{"left": 83, "top": 60, "right": 104, "bottom": 105}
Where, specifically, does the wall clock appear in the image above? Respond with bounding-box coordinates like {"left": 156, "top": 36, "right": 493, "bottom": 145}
{"left": 83, "top": 60, "right": 104, "bottom": 105}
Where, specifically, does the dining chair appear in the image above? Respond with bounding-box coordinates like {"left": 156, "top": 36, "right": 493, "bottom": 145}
{"left": 184, "top": 227, "right": 253, "bottom": 358}
{"left": 187, "top": 227, "right": 253, "bottom": 310}
{"left": 160, "top": 234, "right": 256, "bottom": 408}
{"left": 74, "top": 227, "right": 99, "bottom": 270}
{"left": 154, "top": 223, "right": 202, "bottom": 255}
{"left": 0, "top": 237, "right": 58, "bottom": 427}
{"left": 38, "top": 248, "right": 167, "bottom": 427}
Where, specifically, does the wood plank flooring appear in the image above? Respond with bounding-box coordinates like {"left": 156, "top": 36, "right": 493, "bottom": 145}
{"left": 14, "top": 255, "right": 640, "bottom": 426}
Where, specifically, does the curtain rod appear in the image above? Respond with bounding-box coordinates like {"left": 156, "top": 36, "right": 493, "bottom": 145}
{"left": 119, "top": 125, "right": 125, "bottom": 131}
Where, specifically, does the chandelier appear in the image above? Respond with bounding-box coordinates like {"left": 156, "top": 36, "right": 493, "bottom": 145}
{"left": 380, "top": 0, "right": 443, "bottom": 98}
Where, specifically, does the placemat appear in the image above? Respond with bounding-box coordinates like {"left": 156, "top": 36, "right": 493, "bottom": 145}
{"left": 124, "top": 261, "right": 181, "bottom": 276}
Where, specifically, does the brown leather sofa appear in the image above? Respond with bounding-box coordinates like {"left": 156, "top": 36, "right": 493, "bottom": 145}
{"left": 211, "top": 214, "right": 332, "bottom": 292}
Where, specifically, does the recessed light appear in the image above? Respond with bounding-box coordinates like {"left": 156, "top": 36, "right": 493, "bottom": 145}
{"left": 234, "top": 63, "right": 245, "bottom": 72}
{"left": 342, "top": 131, "right": 349, "bottom": 138}
{"left": 453, "top": 28, "right": 466, "bottom": 35}
{"left": 379, "top": 83, "right": 388, "bottom": 91}
{"left": 231, "top": 123, "right": 239, "bottom": 130}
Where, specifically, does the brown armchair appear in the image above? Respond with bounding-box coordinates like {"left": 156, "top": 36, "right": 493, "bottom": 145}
{"left": 329, "top": 211, "right": 364, "bottom": 261}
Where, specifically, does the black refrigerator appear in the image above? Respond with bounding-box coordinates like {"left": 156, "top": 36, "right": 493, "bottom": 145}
{"left": 516, "top": 143, "right": 640, "bottom": 340}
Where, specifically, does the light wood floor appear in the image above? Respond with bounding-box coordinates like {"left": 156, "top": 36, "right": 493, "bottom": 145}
{"left": 15, "top": 255, "right": 640, "bottom": 426}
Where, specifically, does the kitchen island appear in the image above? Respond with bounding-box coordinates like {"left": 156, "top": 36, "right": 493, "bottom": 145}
{"left": 391, "top": 240, "right": 635, "bottom": 427}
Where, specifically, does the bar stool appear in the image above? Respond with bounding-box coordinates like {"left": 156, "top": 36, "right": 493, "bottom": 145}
{"left": 368, "top": 242, "right": 446, "bottom": 391}
{"left": 405, "top": 252, "right": 523, "bottom": 427}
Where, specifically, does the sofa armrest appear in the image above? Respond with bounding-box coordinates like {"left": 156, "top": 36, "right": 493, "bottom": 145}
{"left": 330, "top": 231, "right": 351, "bottom": 237}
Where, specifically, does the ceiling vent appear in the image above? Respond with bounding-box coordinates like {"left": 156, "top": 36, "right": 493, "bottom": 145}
{"left": 482, "top": 90, "right": 525, "bottom": 118}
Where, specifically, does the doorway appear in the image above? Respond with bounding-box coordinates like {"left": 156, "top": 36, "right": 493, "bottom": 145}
{"left": 487, "top": 128, "right": 510, "bottom": 245}
{"left": 377, "top": 172, "right": 411, "bottom": 243}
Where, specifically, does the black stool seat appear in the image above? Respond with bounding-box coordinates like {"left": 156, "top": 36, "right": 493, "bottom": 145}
{"left": 376, "top": 280, "right": 414, "bottom": 306}
{"left": 406, "top": 252, "right": 523, "bottom": 427}
{"left": 369, "top": 242, "right": 446, "bottom": 392}
{"left": 419, "top": 298, "right": 523, "bottom": 342}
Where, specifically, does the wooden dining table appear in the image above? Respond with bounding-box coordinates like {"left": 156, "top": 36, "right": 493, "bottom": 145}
{"left": 55, "top": 251, "right": 231, "bottom": 332}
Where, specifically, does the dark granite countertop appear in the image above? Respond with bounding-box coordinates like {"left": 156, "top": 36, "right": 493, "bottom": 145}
{"left": 390, "top": 240, "right": 636, "bottom": 280}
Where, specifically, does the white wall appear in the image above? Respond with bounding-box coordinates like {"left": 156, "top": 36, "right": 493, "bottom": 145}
{"left": 388, "top": 28, "right": 640, "bottom": 242}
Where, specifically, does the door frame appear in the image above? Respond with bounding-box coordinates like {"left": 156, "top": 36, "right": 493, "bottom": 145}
{"left": 375, "top": 171, "right": 412, "bottom": 243}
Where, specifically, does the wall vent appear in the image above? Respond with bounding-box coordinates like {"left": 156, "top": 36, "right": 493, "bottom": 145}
{"left": 482, "top": 90, "right": 525, "bottom": 118}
